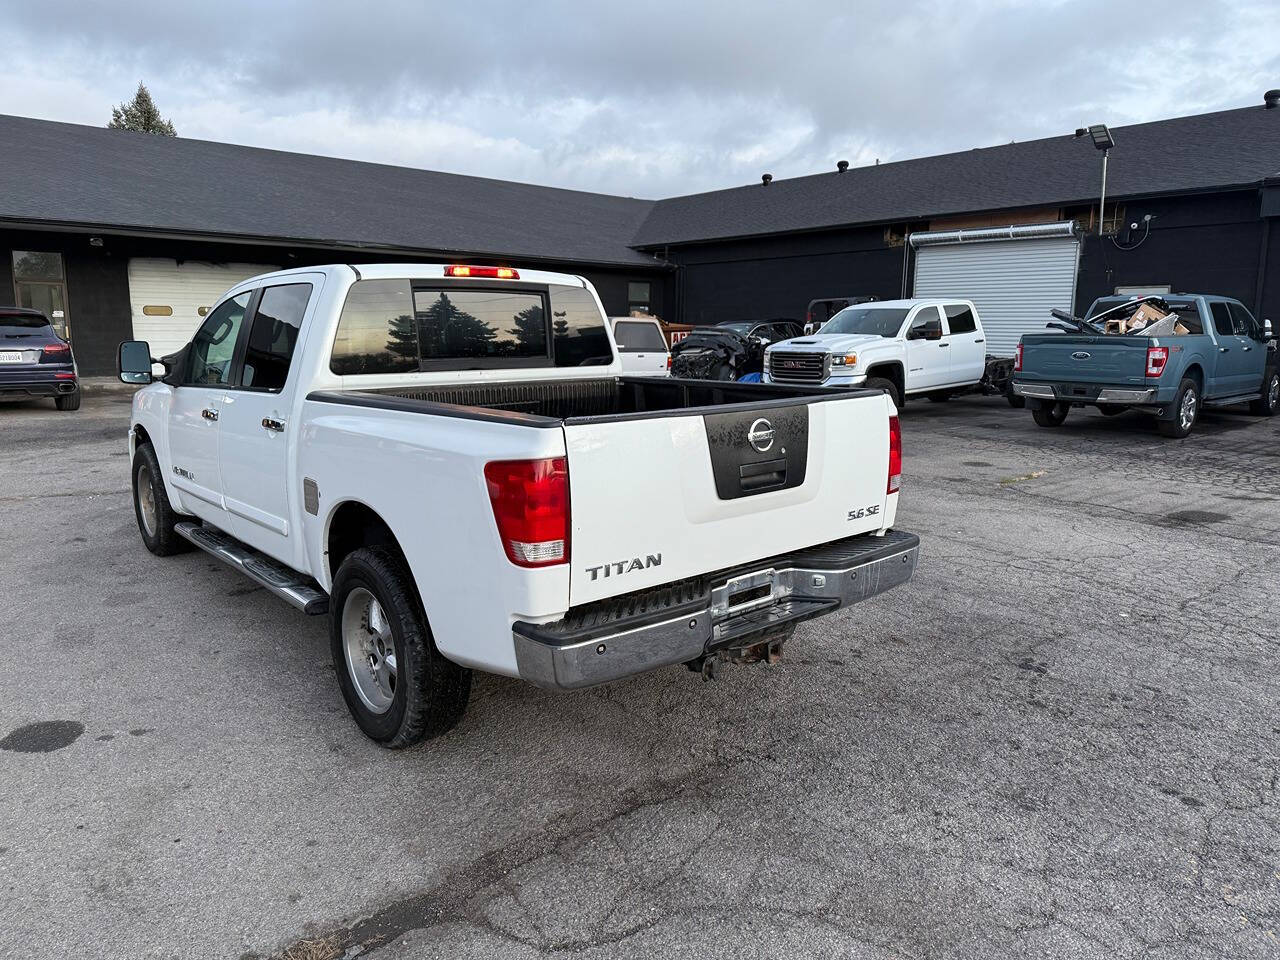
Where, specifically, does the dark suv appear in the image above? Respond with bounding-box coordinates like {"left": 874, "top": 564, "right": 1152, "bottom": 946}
{"left": 0, "top": 307, "right": 81, "bottom": 410}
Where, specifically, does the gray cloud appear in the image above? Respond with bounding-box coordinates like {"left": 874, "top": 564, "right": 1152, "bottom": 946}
{"left": 2, "top": 0, "right": 1276, "bottom": 197}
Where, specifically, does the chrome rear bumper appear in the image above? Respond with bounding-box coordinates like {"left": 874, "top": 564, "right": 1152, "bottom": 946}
{"left": 513, "top": 530, "right": 919, "bottom": 690}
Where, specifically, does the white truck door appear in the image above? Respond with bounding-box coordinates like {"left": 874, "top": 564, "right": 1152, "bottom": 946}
{"left": 166, "top": 290, "right": 253, "bottom": 523}
{"left": 612, "top": 319, "right": 670, "bottom": 376}
{"left": 216, "top": 278, "right": 319, "bottom": 561}
{"left": 903, "top": 305, "right": 950, "bottom": 390}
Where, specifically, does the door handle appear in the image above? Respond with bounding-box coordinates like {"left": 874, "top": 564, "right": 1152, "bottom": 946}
{"left": 1242, "top": 345, "right": 1253, "bottom": 352}
{"left": 202, "top": 408, "right": 219, "bottom": 421}
{"left": 974, "top": 338, "right": 985, "bottom": 344}
{"left": 262, "top": 418, "right": 286, "bottom": 432}
{"left": 1220, "top": 347, "right": 1230, "bottom": 353}
{"left": 938, "top": 342, "right": 950, "bottom": 348}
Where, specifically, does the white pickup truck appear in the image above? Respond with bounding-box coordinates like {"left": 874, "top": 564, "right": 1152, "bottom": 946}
{"left": 118, "top": 264, "right": 918, "bottom": 748}
{"left": 763, "top": 298, "right": 992, "bottom": 405}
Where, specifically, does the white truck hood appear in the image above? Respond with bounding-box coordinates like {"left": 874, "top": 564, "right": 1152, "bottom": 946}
{"left": 770, "top": 334, "right": 889, "bottom": 354}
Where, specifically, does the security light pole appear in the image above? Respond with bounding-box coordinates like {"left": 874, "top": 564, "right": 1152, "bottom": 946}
{"left": 1079, "top": 124, "right": 1116, "bottom": 237}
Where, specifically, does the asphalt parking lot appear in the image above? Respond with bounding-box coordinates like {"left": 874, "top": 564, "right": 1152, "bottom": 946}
{"left": 2, "top": 390, "right": 1279, "bottom": 960}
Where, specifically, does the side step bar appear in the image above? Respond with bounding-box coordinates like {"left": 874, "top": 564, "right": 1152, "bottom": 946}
{"left": 175, "top": 521, "right": 329, "bottom": 615}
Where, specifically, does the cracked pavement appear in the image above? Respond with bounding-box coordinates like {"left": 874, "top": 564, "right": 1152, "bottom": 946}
{"left": 1, "top": 391, "right": 1278, "bottom": 959}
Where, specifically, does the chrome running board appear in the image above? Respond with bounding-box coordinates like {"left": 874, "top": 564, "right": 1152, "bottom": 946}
{"left": 175, "top": 521, "right": 329, "bottom": 615}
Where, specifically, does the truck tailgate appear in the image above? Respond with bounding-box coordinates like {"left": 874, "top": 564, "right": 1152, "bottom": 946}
{"left": 563, "top": 392, "right": 895, "bottom": 605}
{"left": 1021, "top": 335, "right": 1149, "bottom": 384}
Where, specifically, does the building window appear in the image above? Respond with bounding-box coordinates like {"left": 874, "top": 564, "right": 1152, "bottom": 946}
{"left": 12, "top": 251, "right": 71, "bottom": 339}
{"left": 627, "top": 281, "right": 651, "bottom": 316}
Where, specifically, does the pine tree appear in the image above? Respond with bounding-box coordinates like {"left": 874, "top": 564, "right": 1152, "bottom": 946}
{"left": 108, "top": 83, "right": 177, "bottom": 136}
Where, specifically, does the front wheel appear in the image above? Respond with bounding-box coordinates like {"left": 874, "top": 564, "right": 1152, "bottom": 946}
{"left": 330, "top": 546, "right": 471, "bottom": 748}
{"left": 132, "top": 443, "right": 192, "bottom": 556}
{"left": 865, "top": 376, "right": 903, "bottom": 409}
{"left": 1157, "top": 379, "right": 1200, "bottom": 438}
{"left": 1031, "top": 402, "right": 1069, "bottom": 427}
{"left": 1249, "top": 368, "right": 1279, "bottom": 416}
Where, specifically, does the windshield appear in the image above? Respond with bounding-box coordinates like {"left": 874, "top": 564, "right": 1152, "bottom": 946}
{"left": 820, "top": 307, "right": 910, "bottom": 337}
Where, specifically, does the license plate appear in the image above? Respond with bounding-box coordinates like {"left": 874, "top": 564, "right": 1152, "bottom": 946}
{"left": 0, "top": 351, "right": 24, "bottom": 363}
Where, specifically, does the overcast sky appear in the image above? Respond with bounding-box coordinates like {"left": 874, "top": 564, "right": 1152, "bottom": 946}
{"left": 3, "top": 0, "right": 1276, "bottom": 198}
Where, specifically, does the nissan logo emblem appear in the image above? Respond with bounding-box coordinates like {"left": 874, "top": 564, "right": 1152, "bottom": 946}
{"left": 747, "top": 418, "right": 775, "bottom": 453}
{"left": 1072, "top": 351, "right": 1092, "bottom": 360}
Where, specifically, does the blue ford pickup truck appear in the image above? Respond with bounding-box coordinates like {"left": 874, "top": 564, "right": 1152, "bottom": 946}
{"left": 1011, "top": 294, "right": 1278, "bottom": 438}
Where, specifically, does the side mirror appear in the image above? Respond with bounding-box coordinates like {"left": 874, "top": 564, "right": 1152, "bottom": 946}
{"left": 118, "top": 340, "right": 155, "bottom": 384}
{"left": 1265, "top": 318, "right": 1273, "bottom": 340}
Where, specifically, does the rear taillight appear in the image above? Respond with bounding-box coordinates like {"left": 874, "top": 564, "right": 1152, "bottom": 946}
{"left": 1014, "top": 343, "right": 1023, "bottom": 372}
{"left": 484, "top": 458, "right": 569, "bottom": 567}
{"left": 666, "top": 355, "right": 672, "bottom": 370}
{"left": 1146, "top": 346, "right": 1169, "bottom": 377}
{"left": 887, "top": 415, "right": 902, "bottom": 494}
{"left": 41, "top": 342, "right": 71, "bottom": 363}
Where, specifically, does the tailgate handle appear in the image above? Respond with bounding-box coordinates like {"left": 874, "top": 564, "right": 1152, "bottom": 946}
{"left": 739, "top": 458, "right": 787, "bottom": 491}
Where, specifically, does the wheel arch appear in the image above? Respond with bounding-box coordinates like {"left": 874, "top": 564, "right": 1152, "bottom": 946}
{"left": 863, "top": 361, "right": 905, "bottom": 397}
{"left": 324, "top": 499, "right": 411, "bottom": 586}
{"left": 1182, "top": 363, "right": 1204, "bottom": 392}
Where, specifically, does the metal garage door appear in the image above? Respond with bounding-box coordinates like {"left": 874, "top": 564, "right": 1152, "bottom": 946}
{"left": 911, "top": 222, "right": 1079, "bottom": 358}
{"left": 128, "top": 259, "right": 278, "bottom": 359}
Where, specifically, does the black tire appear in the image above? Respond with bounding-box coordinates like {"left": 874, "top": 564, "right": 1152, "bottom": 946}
{"left": 1249, "top": 367, "right": 1279, "bottom": 416}
{"left": 1157, "top": 378, "right": 1200, "bottom": 438}
{"left": 132, "top": 443, "right": 193, "bottom": 556}
{"left": 865, "top": 376, "right": 903, "bottom": 408}
{"left": 1031, "top": 402, "right": 1070, "bottom": 427}
{"left": 329, "top": 546, "right": 471, "bottom": 748}
{"left": 927, "top": 391, "right": 951, "bottom": 403}
{"left": 1006, "top": 392, "right": 1026, "bottom": 409}
{"left": 1097, "top": 404, "right": 1126, "bottom": 417}
{"left": 55, "top": 389, "right": 81, "bottom": 411}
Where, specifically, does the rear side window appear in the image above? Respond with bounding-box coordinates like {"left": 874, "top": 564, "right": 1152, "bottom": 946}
{"left": 1210, "top": 302, "right": 1234, "bottom": 337}
{"left": 944, "top": 304, "right": 977, "bottom": 334}
{"left": 241, "top": 283, "right": 311, "bottom": 392}
{"left": 613, "top": 320, "right": 666, "bottom": 352}
{"left": 331, "top": 279, "right": 612, "bottom": 374}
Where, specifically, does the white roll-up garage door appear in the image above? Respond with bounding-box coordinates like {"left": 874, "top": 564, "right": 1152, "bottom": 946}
{"left": 128, "top": 259, "right": 279, "bottom": 359}
{"left": 911, "top": 222, "right": 1079, "bottom": 358}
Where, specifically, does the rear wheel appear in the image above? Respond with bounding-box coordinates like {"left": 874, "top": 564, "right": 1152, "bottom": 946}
{"left": 1249, "top": 368, "right": 1279, "bottom": 416}
{"left": 132, "top": 443, "right": 192, "bottom": 556}
{"left": 1157, "top": 378, "right": 1200, "bottom": 438}
{"left": 55, "top": 389, "right": 81, "bottom": 411}
{"left": 865, "top": 376, "right": 903, "bottom": 408}
{"left": 1006, "top": 392, "right": 1026, "bottom": 409}
{"left": 1031, "top": 402, "right": 1069, "bottom": 427}
{"left": 330, "top": 546, "right": 471, "bottom": 748}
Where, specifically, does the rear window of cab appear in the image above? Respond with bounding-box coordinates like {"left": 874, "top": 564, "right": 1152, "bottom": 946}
{"left": 330, "top": 280, "right": 613, "bottom": 374}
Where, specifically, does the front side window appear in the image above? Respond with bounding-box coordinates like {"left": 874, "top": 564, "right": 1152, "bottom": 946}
{"left": 820, "top": 307, "right": 910, "bottom": 338}
{"left": 613, "top": 320, "right": 667, "bottom": 352}
{"left": 186, "top": 291, "right": 252, "bottom": 386}
{"left": 241, "top": 283, "right": 312, "bottom": 392}
{"left": 907, "top": 306, "right": 944, "bottom": 340}
{"left": 1228, "top": 302, "right": 1259, "bottom": 338}
{"left": 945, "top": 304, "right": 977, "bottom": 334}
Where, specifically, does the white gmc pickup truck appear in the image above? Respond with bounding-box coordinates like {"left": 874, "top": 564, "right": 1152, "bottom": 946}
{"left": 118, "top": 264, "right": 919, "bottom": 748}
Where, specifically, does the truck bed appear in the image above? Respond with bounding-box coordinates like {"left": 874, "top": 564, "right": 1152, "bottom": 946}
{"left": 308, "top": 375, "right": 870, "bottom": 424}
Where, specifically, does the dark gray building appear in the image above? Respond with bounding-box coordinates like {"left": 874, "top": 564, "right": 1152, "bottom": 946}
{"left": 4, "top": 94, "right": 1280, "bottom": 375}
